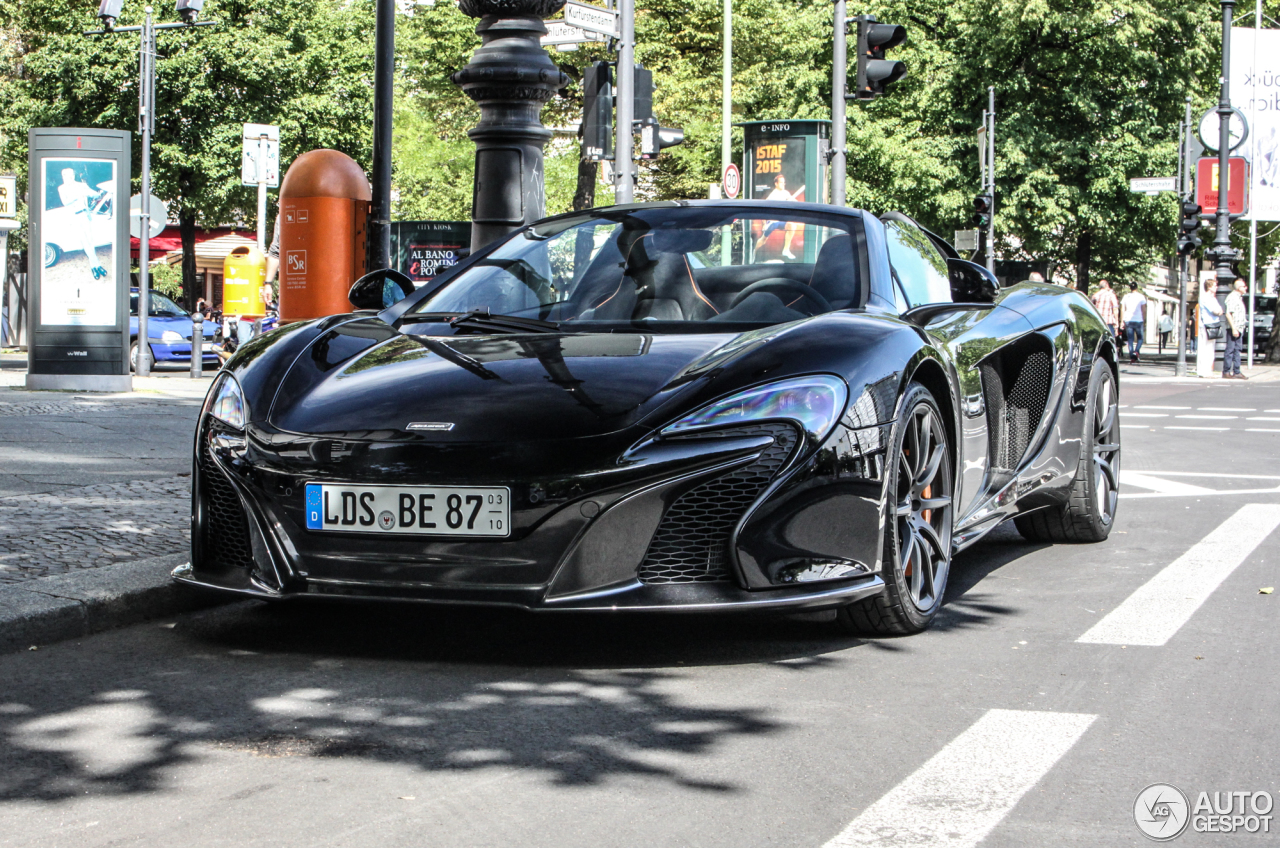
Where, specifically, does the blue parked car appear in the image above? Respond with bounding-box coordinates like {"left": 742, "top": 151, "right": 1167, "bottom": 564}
{"left": 129, "top": 288, "right": 220, "bottom": 371}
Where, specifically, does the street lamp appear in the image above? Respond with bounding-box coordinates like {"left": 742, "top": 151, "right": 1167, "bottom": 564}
{"left": 87, "top": 1, "right": 215, "bottom": 378}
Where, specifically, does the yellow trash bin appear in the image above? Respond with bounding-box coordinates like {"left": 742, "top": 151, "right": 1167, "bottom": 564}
{"left": 223, "top": 245, "right": 267, "bottom": 318}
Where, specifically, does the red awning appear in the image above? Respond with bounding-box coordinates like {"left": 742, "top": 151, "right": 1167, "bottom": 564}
{"left": 130, "top": 226, "right": 245, "bottom": 260}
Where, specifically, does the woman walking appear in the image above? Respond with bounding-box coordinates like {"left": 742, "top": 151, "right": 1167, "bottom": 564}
{"left": 1196, "top": 278, "right": 1224, "bottom": 378}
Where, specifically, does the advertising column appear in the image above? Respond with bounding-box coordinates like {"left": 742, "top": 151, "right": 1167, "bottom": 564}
{"left": 740, "top": 120, "right": 831, "bottom": 264}
{"left": 26, "top": 129, "right": 131, "bottom": 391}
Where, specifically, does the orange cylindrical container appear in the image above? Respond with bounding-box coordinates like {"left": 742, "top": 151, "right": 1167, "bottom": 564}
{"left": 222, "top": 245, "right": 267, "bottom": 318}
{"left": 277, "top": 149, "right": 372, "bottom": 322}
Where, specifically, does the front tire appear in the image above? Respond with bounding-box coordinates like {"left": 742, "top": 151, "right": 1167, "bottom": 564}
{"left": 1014, "top": 359, "right": 1119, "bottom": 543}
{"left": 838, "top": 383, "right": 954, "bottom": 636}
{"left": 43, "top": 243, "right": 61, "bottom": 268}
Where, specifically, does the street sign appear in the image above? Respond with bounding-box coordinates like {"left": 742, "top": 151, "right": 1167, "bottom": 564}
{"left": 976, "top": 125, "right": 987, "bottom": 177}
{"left": 563, "top": 1, "right": 620, "bottom": 38}
{"left": 1129, "top": 176, "right": 1177, "bottom": 195}
{"left": 128, "top": 193, "right": 168, "bottom": 239}
{"left": 241, "top": 123, "right": 280, "bottom": 187}
{"left": 722, "top": 163, "right": 741, "bottom": 199}
{"left": 1196, "top": 157, "right": 1249, "bottom": 215}
{"left": 954, "top": 229, "right": 979, "bottom": 251}
{"left": 0, "top": 174, "right": 16, "bottom": 218}
{"left": 542, "top": 20, "right": 603, "bottom": 46}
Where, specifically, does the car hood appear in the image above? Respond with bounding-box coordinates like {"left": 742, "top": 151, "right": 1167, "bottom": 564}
{"left": 267, "top": 325, "right": 754, "bottom": 441}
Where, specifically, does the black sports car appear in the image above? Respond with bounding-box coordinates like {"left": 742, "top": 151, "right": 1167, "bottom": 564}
{"left": 176, "top": 201, "right": 1120, "bottom": 635}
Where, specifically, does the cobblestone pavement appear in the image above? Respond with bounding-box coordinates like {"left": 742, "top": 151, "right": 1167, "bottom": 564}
{"left": 0, "top": 476, "right": 190, "bottom": 583}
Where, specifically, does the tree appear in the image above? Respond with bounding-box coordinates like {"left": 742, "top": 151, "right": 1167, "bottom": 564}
{"left": 1, "top": 0, "right": 375, "bottom": 306}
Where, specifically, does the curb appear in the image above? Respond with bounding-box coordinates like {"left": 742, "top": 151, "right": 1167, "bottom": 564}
{"left": 0, "top": 554, "right": 229, "bottom": 654}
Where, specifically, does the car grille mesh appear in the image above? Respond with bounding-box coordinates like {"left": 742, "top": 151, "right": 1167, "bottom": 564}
{"left": 197, "top": 417, "right": 255, "bottom": 571}
{"left": 638, "top": 423, "right": 799, "bottom": 585}
{"left": 981, "top": 341, "right": 1053, "bottom": 471}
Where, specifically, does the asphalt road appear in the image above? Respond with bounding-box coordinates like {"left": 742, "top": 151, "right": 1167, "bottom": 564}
{"left": 2, "top": 375, "right": 1279, "bottom": 847}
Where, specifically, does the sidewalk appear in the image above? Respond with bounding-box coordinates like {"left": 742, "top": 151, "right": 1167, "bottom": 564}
{"left": 1115, "top": 350, "right": 1280, "bottom": 384}
{"left": 1, "top": 352, "right": 225, "bottom": 652}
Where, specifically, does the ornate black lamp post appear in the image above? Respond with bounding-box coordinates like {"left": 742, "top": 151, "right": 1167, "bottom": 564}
{"left": 453, "top": 0, "right": 569, "bottom": 249}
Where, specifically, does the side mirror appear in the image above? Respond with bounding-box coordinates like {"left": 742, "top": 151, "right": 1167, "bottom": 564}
{"left": 348, "top": 268, "right": 416, "bottom": 311}
{"left": 946, "top": 258, "right": 998, "bottom": 303}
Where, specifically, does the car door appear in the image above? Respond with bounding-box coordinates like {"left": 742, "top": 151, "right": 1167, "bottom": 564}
{"left": 882, "top": 218, "right": 1034, "bottom": 525}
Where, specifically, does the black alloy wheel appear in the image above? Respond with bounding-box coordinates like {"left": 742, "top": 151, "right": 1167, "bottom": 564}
{"left": 839, "top": 382, "right": 954, "bottom": 635}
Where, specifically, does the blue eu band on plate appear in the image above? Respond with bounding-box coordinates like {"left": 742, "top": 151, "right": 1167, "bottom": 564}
{"left": 304, "top": 483, "right": 510, "bottom": 537}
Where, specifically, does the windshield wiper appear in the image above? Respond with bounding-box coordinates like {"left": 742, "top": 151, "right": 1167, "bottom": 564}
{"left": 448, "top": 308, "right": 560, "bottom": 335}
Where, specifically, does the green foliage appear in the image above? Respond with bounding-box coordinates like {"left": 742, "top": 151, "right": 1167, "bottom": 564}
{"left": 0, "top": 0, "right": 1260, "bottom": 302}
{"left": 1, "top": 0, "right": 374, "bottom": 229}
{"left": 145, "top": 261, "right": 185, "bottom": 299}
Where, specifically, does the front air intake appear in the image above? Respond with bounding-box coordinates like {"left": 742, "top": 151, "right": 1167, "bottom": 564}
{"left": 196, "top": 417, "right": 255, "bottom": 571}
{"left": 638, "top": 423, "right": 799, "bottom": 584}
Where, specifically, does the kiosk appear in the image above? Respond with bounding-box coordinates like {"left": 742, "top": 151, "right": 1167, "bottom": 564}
{"left": 26, "top": 128, "right": 131, "bottom": 392}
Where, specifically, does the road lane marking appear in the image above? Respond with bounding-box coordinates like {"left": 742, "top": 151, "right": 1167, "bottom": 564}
{"left": 1247, "top": 428, "right": 1280, "bottom": 433}
{"left": 1121, "top": 413, "right": 1167, "bottom": 418}
{"left": 1175, "top": 414, "right": 1237, "bottom": 420}
{"left": 1198, "top": 407, "right": 1254, "bottom": 412}
{"left": 1119, "top": 471, "right": 1214, "bottom": 496}
{"left": 1077, "top": 504, "right": 1280, "bottom": 646}
{"left": 1120, "top": 425, "right": 1149, "bottom": 430}
{"left": 822, "top": 709, "right": 1096, "bottom": 848}
{"left": 1247, "top": 417, "right": 1280, "bottom": 421}
{"left": 1166, "top": 426, "right": 1230, "bottom": 431}
{"left": 1135, "top": 405, "right": 1190, "bottom": 410}
{"left": 1126, "top": 472, "right": 1280, "bottom": 480}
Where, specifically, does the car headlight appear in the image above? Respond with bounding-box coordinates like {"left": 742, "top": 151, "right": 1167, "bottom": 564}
{"left": 663, "top": 375, "right": 848, "bottom": 441}
{"left": 161, "top": 330, "right": 184, "bottom": 342}
{"left": 205, "top": 373, "right": 246, "bottom": 430}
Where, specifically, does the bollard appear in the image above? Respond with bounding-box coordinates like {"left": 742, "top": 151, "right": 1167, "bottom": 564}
{"left": 190, "top": 312, "right": 203, "bottom": 379}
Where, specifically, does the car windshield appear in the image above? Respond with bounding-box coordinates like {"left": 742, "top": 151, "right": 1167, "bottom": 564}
{"left": 406, "top": 207, "right": 863, "bottom": 330}
{"left": 131, "top": 291, "right": 186, "bottom": 317}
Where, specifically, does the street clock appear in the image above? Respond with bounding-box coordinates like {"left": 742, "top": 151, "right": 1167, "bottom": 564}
{"left": 1197, "top": 107, "right": 1249, "bottom": 154}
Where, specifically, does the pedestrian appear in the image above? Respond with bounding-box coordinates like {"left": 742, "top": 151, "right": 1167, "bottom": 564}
{"left": 1196, "top": 277, "right": 1223, "bottom": 378}
{"left": 1158, "top": 311, "right": 1174, "bottom": 353}
{"left": 263, "top": 214, "right": 280, "bottom": 310}
{"left": 1091, "top": 279, "right": 1120, "bottom": 342}
{"left": 1223, "top": 277, "right": 1248, "bottom": 380}
{"left": 1120, "top": 282, "right": 1148, "bottom": 364}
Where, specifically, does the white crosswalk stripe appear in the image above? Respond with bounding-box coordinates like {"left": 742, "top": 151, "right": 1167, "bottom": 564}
{"left": 1077, "top": 504, "right": 1280, "bottom": 646}
{"left": 822, "top": 709, "right": 1096, "bottom": 848}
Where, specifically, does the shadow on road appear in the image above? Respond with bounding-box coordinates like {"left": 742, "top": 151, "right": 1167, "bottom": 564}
{"left": 0, "top": 604, "right": 864, "bottom": 803}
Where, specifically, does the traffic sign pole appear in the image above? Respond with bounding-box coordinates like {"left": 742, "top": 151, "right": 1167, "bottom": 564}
{"left": 831, "top": 0, "right": 846, "bottom": 206}
{"left": 614, "top": 0, "right": 635, "bottom": 203}
{"left": 137, "top": 7, "right": 154, "bottom": 377}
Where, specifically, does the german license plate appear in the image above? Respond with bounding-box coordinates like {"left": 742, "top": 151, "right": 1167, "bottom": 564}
{"left": 304, "top": 483, "right": 510, "bottom": 537}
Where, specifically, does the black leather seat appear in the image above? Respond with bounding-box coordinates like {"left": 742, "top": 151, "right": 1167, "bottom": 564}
{"left": 808, "top": 235, "right": 859, "bottom": 309}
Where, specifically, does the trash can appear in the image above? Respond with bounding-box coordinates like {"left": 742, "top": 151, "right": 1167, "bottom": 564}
{"left": 277, "top": 149, "right": 371, "bottom": 322}
{"left": 222, "top": 245, "right": 267, "bottom": 320}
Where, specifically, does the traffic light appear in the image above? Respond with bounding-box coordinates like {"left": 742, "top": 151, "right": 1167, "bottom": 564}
{"left": 175, "top": 0, "right": 203, "bottom": 23}
{"left": 634, "top": 66, "right": 653, "bottom": 124}
{"left": 853, "top": 16, "right": 907, "bottom": 100}
{"left": 631, "top": 64, "right": 683, "bottom": 159}
{"left": 639, "top": 118, "right": 684, "bottom": 159}
{"left": 974, "top": 194, "right": 992, "bottom": 227}
{"left": 97, "top": 0, "right": 124, "bottom": 29}
{"left": 1178, "top": 201, "right": 1203, "bottom": 256}
{"left": 581, "top": 62, "right": 613, "bottom": 162}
